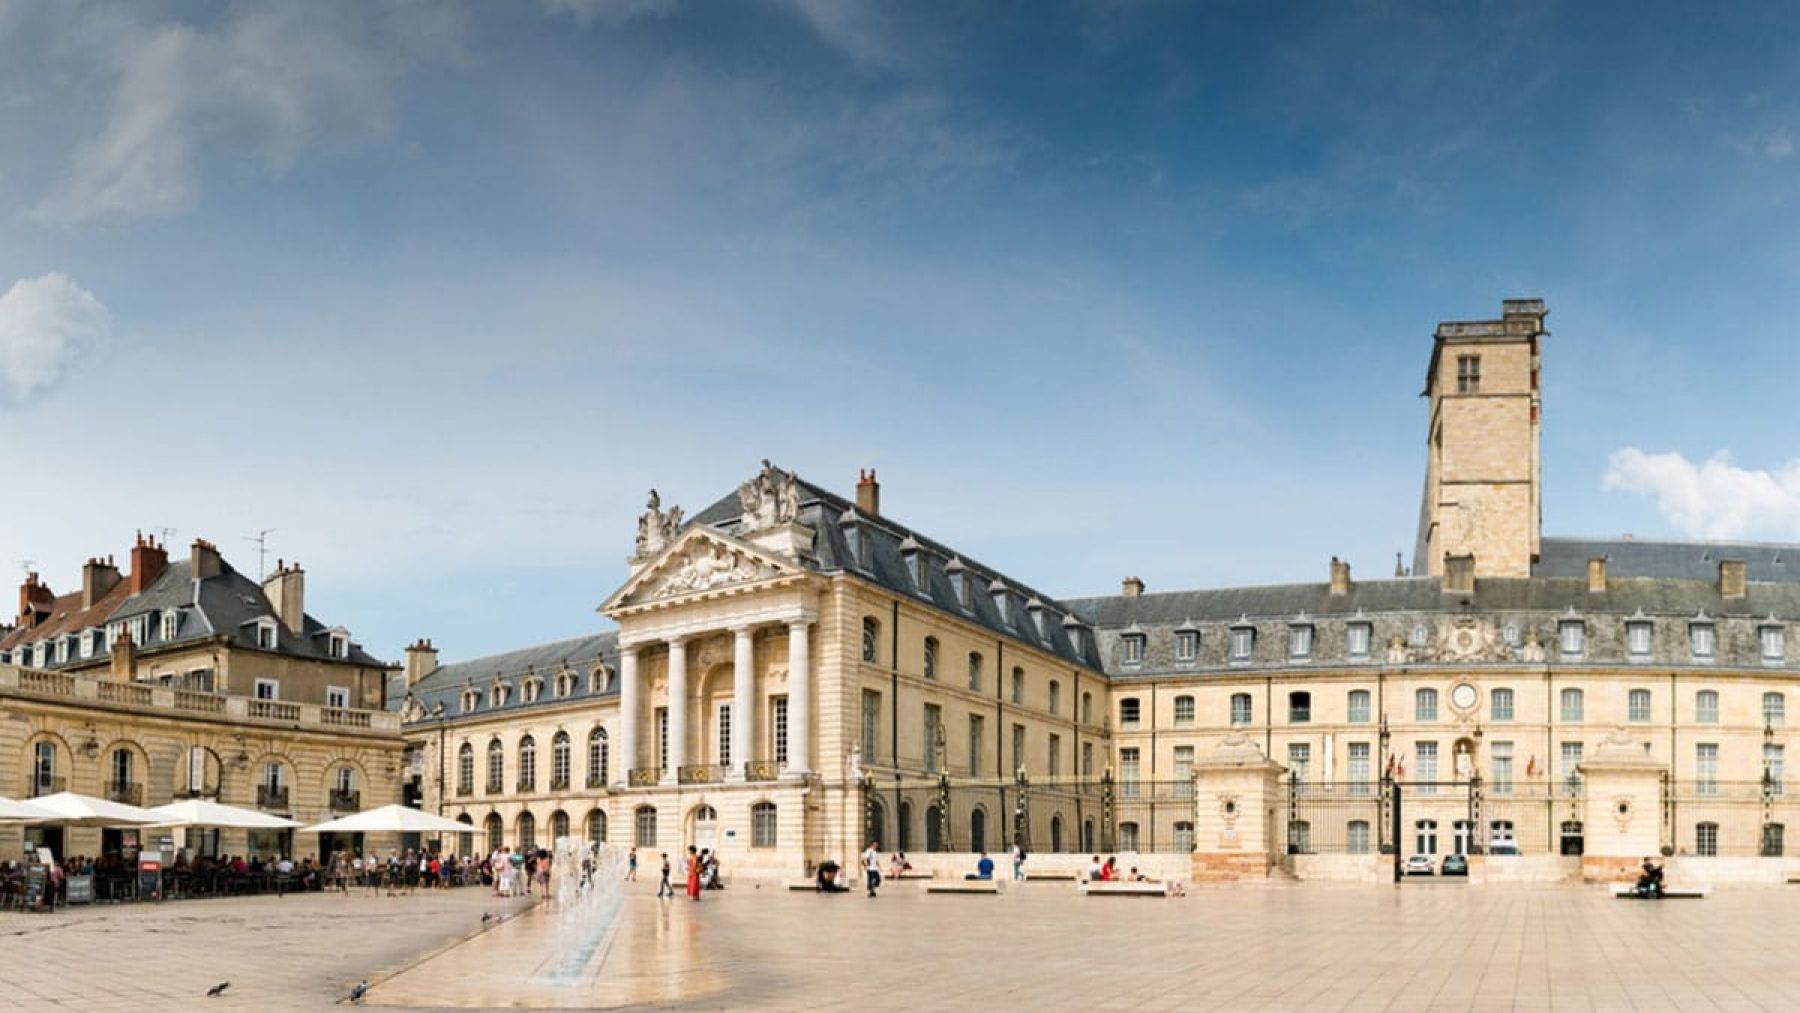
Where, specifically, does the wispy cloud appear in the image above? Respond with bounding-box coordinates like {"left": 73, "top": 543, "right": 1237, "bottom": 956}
{"left": 542, "top": 0, "right": 677, "bottom": 28}
{"left": 1729, "top": 127, "right": 1797, "bottom": 160}
{"left": 0, "top": 273, "right": 111, "bottom": 402}
{"left": 1604, "top": 447, "right": 1800, "bottom": 540}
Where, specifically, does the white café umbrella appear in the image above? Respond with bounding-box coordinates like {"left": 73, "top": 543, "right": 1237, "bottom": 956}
{"left": 0, "top": 795, "right": 60, "bottom": 823}
{"left": 144, "top": 799, "right": 300, "bottom": 830}
{"left": 299, "top": 804, "right": 472, "bottom": 836}
{"left": 27, "top": 791, "right": 162, "bottom": 827}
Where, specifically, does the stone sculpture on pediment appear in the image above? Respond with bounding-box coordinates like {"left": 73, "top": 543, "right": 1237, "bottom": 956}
{"left": 636, "top": 489, "right": 685, "bottom": 559}
{"left": 645, "top": 540, "right": 779, "bottom": 599}
{"left": 1519, "top": 631, "right": 1546, "bottom": 663}
{"left": 738, "top": 460, "right": 801, "bottom": 532}
{"left": 1385, "top": 634, "right": 1410, "bottom": 664}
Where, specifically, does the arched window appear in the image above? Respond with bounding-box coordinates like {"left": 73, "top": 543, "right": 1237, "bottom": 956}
{"left": 1050, "top": 814, "right": 1064, "bottom": 853}
{"left": 517, "top": 811, "right": 537, "bottom": 850}
{"left": 751, "top": 801, "right": 778, "bottom": 848}
{"left": 1560, "top": 688, "right": 1584, "bottom": 722}
{"left": 457, "top": 742, "right": 474, "bottom": 796}
{"left": 925, "top": 805, "right": 944, "bottom": 852}
{"left": 923, "top": 636, "right": 938, "bottom": 680}
{"left": 1082, "top": 818, "right": 1095, "bottom": 854}
{"left": 1081, "top": 692, "right": 1093, "bottom": 725}
{"left": 518, "top": 735, "right": 537, "bottom": 792}
{"left": 1415, "top": 688, "right": 1438, "bottom": 721}
{"left": 456, "top": 813, "right": 475, "bottom": 855}
{"left": 586, "top": 809, "right": 607, "bottom": 846}
{"left": 1048, "top": 680, "right": 1061, "bottom": 715}
{"left": 486, "top": 739, "right": 504, "bottom": 793}
{"left": 898, "top": 800, "right": 913, "bottom": 852}
{"left": 634, "top": 805, "right": 657, "bottom": 848}
{"left": 969, "top": 807, "right": 987, "bottom": 854}
{"left": 551, "top": 732, "right": 571, "bottom": 789}
{"left": 588, "top": 727, "right": 609, "bottom": 788}
{"left": 1765, "top": 692, "right": 1787, "bottom": 728}
{"left": 968, "top": 652, "right": 983, "bottom": 692}
{"left": 551, "top": 810, "right": 569, "bottom": 843}
{"left": 1348, "top": 820, "right": 1371, "bottom": 854}
{"left": 862, "top": 617, "right": 879, "bottom": 664}
{"left": 485, "top": 813, "right": 503, "bottom": 852}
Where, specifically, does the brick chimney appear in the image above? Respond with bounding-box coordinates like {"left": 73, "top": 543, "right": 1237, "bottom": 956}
{"left": 1121, "top": 576, "right": 1145, "bottom": 598}
{"left": 1720, "top": 559, "right": 1747, "bottom": 599}
{"left": 109, "top": 626, "right": 137, "bottom": 681}
{"left": 262, "top": 559, "right": 306, "bottom": 633}
{"left": 191, "top": 538, "right": 223, "bottom": 580}
{"left": 129, "top": 531, "right": 168, "bottom": 595}
{"left": 404, "top": 638, "right": 440, "bottom": 687}
{"left": 856, "top": 469, "right": 880, "bottom": 515}
{"left": 1587, "top": 556, "right": 1607, "bottom": 594}
{"left": 1329, "top": 557, "right": 1351, "bottom": 595}
{"left": 1442, "top": 553, "right": 1476, "bottom": 595}
{"left": 17, "top": 572, "right": 55, "bottom": 628}
{"left": 81, "top": 556, "right": 121, "bottom": 608}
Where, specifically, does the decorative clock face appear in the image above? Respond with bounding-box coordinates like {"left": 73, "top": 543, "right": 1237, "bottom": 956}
{"left": 1451, "top": 683, "right": 1478, "bottom": 710}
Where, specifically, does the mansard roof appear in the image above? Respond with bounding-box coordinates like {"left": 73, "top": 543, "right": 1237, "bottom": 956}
{"left": 1536, "top": 537, "right": 1800, "bottom": 583}
{"left": 400, "top": 631, "right": 619, "bottom": 721}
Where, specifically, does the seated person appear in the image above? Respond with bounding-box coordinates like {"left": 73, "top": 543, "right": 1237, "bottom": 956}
{"left": 888, "top": 852, "right": 912, "bottom": 877}
{"left": 1088, "top": 856, "right": 1103, "bottom": 882}
{"left": 964, "top": 852, "right": 995, "bottom": 881}
{"left": 815, "top": 860, "right": 845, "bottom": 892}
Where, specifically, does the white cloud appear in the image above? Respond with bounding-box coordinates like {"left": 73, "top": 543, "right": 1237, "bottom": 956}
{"left": 35, "top": 7, "right": 421, "bottom": 222}
{"left": 0, "top": 273, "right": 111, "bottom": 401}
{"left": 543, "top": 0, "right": 678, "bottom": 27}
{"left": 1604, "top": 447, "right": 1800, "bottom": 540}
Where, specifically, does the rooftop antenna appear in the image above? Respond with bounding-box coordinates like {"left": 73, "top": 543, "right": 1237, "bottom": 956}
{"left": 154, "top": 526, "right": 177, "bottom": 545}
{"left": 18, "top": 559, "right": 34, "bottom": 575}
{"left": 244, "top": 529, "right": 276, "bottom": 581}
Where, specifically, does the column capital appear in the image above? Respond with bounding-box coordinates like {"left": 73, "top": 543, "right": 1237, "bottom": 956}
{"left": 666, "top": 633, "right": 691, "bottom": 649}
{"left": 729, "top": 624, "right": 757, "bottom": 638}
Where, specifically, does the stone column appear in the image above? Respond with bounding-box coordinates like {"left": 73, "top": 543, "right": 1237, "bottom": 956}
{"left": 664, "top": 636, "right": 689, "bottom": 786}
{"left": 787, "top": 620, "right": 812, "bottom": 775}
{"left": 731, "top": 626, "right": 755, "bottom": 779}
{"left": 618, "top": 644, "right": 639, "bottom": 788}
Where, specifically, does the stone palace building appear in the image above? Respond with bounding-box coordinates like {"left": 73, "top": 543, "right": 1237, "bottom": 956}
{"left": 395, "top": 298, "right": 1800, "bottom": 884}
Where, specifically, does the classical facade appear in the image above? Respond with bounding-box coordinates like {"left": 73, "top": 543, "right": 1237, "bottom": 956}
{"left": 401, "top": 299, "right": 1800, "bottom": 882}
{"left": 0, "top": 537, "right": 403, "bottom": 862}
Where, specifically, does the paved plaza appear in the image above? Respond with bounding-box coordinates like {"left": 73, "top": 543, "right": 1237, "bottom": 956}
{"left": 7, "top": 878, "right": 1800, "bottom": 1011}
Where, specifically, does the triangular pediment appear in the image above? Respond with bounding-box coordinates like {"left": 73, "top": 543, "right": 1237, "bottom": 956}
{"left": 601, "top": 527, "right": 799, "bottom": 613}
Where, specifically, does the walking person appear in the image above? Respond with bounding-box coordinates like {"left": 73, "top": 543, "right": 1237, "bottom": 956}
{"left": 1011, "top": 838, "right": 1026, "bottom": 881}
{"left": 862, "top": 841, "right": 882, "bottom": 898}
{"left": 656, "top": 853, "right": 674, "bottom": 899}
{"left": 627, "top": 848, "right": 638, "bottom": 881}
{"left": 685, "top": 846, "right": 702, "bottom": 901}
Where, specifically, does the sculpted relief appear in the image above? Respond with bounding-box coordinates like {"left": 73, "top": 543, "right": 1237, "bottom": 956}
{"left": 641, "top": 540, "right": 780, "bottom": 599}
{"left": 1389, "top": 616, "right": 1519, "bottom": 664}
{"left": 635, "top": 489, "right": 685, "bottom": 559}
{"left": 737, "top": 459, "right": 802, "bottom": 532}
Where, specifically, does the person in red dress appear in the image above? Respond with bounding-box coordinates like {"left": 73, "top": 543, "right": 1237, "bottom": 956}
{"left": 685, "top": 845, "right": 701, "bottom": 900}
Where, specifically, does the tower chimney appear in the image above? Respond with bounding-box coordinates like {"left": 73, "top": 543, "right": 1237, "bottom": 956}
{"left": 82, "top": 556, "right": 122, "bottom": 608}
{"left": 262, "top": 559, "right": 306, "bottom": 633}
{"left": 129, "top": 531, "right": 168, "bottom": 595}
{"left": 17, "top": 573, "right": 54, "bottom": 628}
{"left": 1329, "top": 557, "right": 1351, "bottom": 595}
{"left": 109, "top": 626, "right": 137, "bottom": 682}
{"left": 191, "top": 538, "right": 223, "bottom": 580}
{"left": 1587, "top": 556, "right": 1608, "bottom": 594}
{"left": 1121, "top": 576, "right": 1145, "bottom": 598}
{"left": 856, "top": 469, "right": 880, "bottom": 515}
{"left": 1720, "top": 559, "right": 1747, "bottom": 599}
{"left": 404, "top": 638, "right": 440, "bottom": 687}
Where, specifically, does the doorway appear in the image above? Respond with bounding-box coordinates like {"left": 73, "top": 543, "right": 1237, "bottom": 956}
{"left": 691, "top": 805, "right": 718, "bottom": 852}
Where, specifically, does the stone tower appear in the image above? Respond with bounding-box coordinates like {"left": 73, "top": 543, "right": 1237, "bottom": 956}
{"left": 1413, "top": 299, "right": 1546, "bottom": 579}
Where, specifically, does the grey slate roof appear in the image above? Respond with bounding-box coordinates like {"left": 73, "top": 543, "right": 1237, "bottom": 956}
{"left": 1537, "top": 537, "right": 1800, "bottom": 583}
{"left": 401, "top": 632, "right": 619, "bottom": 721}
{"left": 688, "top": 474, "right": 1102, "bottom": 669}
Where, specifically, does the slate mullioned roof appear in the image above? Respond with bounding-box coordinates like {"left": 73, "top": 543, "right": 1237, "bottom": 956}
{"left": 1536, "top": 537, "right": 1800, "bottom": 584}
{"left": 399, "top": 632, "right": 619, "bottom": 718}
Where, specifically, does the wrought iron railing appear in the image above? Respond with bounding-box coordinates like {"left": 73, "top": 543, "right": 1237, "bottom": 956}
{"left": 628, "top": 767, "right": 659, "bottom": 787}
{"left": 744, "top": 760, "right": 780, "bottom": 782}
{"left": 257, "top": 785, "right": 289, "bottom": 809}
{"left": 586, "top": 772, "right": 608, "bottom": 789}
{"left": 329, "top": 789, "right": 361, "bottom": 811}
{"left": 678, "top": 764, "right": 725, "bottom": 785}
{"left": 550, "top": 775, "right": 570, "bottom": 791}
{"left": 105, "top": 781, "right": 142, "bottom": 805}
{"left": 29, "top": 777, "right": 67, "bottom": 798}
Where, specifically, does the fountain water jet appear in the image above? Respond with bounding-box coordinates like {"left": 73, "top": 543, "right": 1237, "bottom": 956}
{"left": 536, "top": 836, "right": 628, "bottom": 986}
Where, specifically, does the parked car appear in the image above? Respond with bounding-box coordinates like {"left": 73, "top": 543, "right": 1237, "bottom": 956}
{"left": 1404, "top": 854, "right": 1435, "bottom": 876}
{"left": 1441, "top": 854, "right": 1469, "bottom": 876}
{"left": 1487, "top": 839, "right": 1519, "bottom": 857}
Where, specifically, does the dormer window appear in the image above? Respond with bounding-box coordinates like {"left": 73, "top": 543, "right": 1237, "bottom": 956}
{"left": 990, "top": 580, "right": 1012, "bottom": 624}
{"left": 1174, "top": 628, "right": 1199, "bottom": 664}
{"left": 1690, "top": 620, "right": 1716, "bottom": 662}
{"left": 899, "top": 536, "right": 925, "bottom": 589}
{"left": 1229, "top": 623, "right": 1254, "bottom": 663}
{"left": 161, "top": 610, "right": 179, "bottom": 643}
{"left": 589, "top": 665, "right": 611, "bottom": 693}
{"left": 490, "top": 681, "right": 509, "bottom": 708}
{"left": 1558, "top": 618, "right": 1585, "bottom": 659}
{"left": 130, "top": 614, "right": 148, "bottom": 645}
{"left": 946, "top": 557, "right": 970, "bottom": 610}
{"left": 1346, "top": 622, "right": 1371, "bottom": 660}
{"left": 1288, "top": 623, "right": 1314, "bottom": 661}
{"left": 87, "top": 629, "right": 104, "bottom": 657}
{"left": 1063, "top": 615, "right": 1086, "bottom": 655}
{"left": 1121, "top": 632, "right": 1146, "bottom": 668}
{"left": 461, "top": 688, "right": 479, "bottom": 713}
{"left": 1762, "top": 623, "right": 1787, "bottom": 664}
{"left": 1627, "top": 619, "right": 1652, "bottom": 659}
{"left": 254, "top": 618, "right": 277, "bottom": 651}
{"left": 328, "top": 633, "right": 349, "bottom": 659}
{"left": 1027, "top": 599, "right": 1048, "bottom": 640}
{"left": 838, "top": 509, "right": 864, "bottom": 568}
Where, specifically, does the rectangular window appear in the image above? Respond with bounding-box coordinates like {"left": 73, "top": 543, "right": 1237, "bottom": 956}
{"left": 1696, "top": 690, "right": 1719, "bottom": 724}
{"left": 1288, "top": 625, "right": 1313, "bottom": 661}
{"left": 1229, "top": 627, "right": 1254, "bottom": 663}
{"left": 1696, "top": 743, "right": 1718, "bottom": 796}
{"left": 1691, "top": 623, "right": 1716, "bottom": 661}
{"left": 1347, "top": 691, "right": 1370, "bottom": 724}
{"left": 920, "top": 703, "right": 941, "bottom": 771}
{"left": 1173, "top": 745, "right": 1195, "bottom": 797}
{"left": 1011, "top": 723, "right": 1026, "bottom": 775}
{"left": 1560, "top": 742, "right": 1584, "bottom": 795}
{"left": 966, "top": 714, "right": 982, "bottom": 777}
{"left": 1766, "top": 743, "right": 1785, "bottom": 798}
{"left": 254, "top": 679, "right": 279, "bottom": 701}
{"left": 1174, "top": 696, "right": 1195, "bottom": 726}
{"left": 1082, "top": 742, "right": 1094, "bottom": 778}
{"left": 1289, "top": 691, "right": 1311, "bottom": 724}
{"left": 1347, "top": 821, "right": 1370, "bottom": 854}
{"left": 1346, "top": 623, "right": 1371, "bottom": 660}
{"left": 717, "top": 702, "right": 733, "bottom": 767}
{"left": 256, "top": 622, "right": 275, "bottom": 650}
{"left": 1764, "top": 626, "right": 1787, "bottom": 663}
{"left": 1175, "top": 821, "right": 1196, "bottom": 853}
{"left": 325, "top": 686, "right": 349, "bottom": 709}
{"left": 1766, "top": 693, "right": 1787, "bottom": 728}
{"left": 1231, "top": 693, "right": 1254, "bottom": 726}
{"left": 1416, "top": 742, "right": 1438, "bottom": 792}
{"left": 1416, "top": 689, "right": 1438, "bottom": 722}
{"left": 1559, "top": 621, "right": 1584, "bottom": 659}
{"left": 1491, "top": 741, "right": 1514, "bottom": 795}
{"left": 1049, "top": 734, "right": 1061, "bottom": 777}
{"left": 1121, "top": 636, "right": 1144, "bottom": 667}
{"left": 1627, "top": 621, "right": 1652, "bottom": 659}
{"left": 1119, "top": 747, "right": 1141, "bottom": 798}
{"left": 1287, "top": 743, "right": 1310, "bottom": 786}
{"left": 1696, "top": 822, "right": 1718, "bottom": 857}
{"left": 1628, "top": 689, "right": 1651, "bottom": 723}
{"left": 1175, "top": 631, "right": 1198, "bottom": 663}
{"left": 772, "top": 696, "right": 789, "bottom": 766}
{"left": 1119, "top": 698, "right": 1141, "bottom": 727}
{"left": 1560, "top": 688, "right": 1584, "bottom": 722}
{"left": 1118, "top": 822, "right": 1140, "bottom": 851}
{"left": 1010, "top": 669, "right": 1024, "bottom": 704}
{"left": 860, "top": 690, "right": 880, "bottom": 761}
{"left": 1348, "top": 742, "right": 1371, "bottom": 794}
{"left": 656, "top": 707, "right": 669, "bottom": 773}
{"left": 1456, "top": 354, "right": 1480, "bottom": 393}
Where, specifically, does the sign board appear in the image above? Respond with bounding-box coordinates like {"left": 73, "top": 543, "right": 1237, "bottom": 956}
{"left": 23, "top": 864, "right": 47, "bottom": 910}
{"left": 66, "top": 875, "right": 94, "bottom": 905}
{"left": 138, "top": 851, "right": 163, "bottom": 902}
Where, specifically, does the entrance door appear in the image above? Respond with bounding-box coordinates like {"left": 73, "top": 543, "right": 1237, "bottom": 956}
{"left": 1559, "top": 820, "right": 1584, "bottom": 856}
{"left": 692, "top": 805, "right": 718, "bottom": 852}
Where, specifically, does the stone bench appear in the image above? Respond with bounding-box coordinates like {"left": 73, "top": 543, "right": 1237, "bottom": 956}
{"left": 1080, "top": 881, "right": 1173, "bottom": 897}
{"left": 925, "top": 879, "right": 1002, "bottom": 895}
{"left": 888, "top": 870, "right": 933, "bottom": 880}
{"left": 787, "top": 880, "right": 851, "bottom": 893}
{"left": 1608, "top": 883, "right": 1711, "bottom": 899}
{"left": 1021, "top": 870, "right": 1079, "bottom": 881}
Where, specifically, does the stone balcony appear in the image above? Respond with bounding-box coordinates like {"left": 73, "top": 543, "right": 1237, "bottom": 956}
{"left": 0, "top": 664, "right": 400, "bottom": 735}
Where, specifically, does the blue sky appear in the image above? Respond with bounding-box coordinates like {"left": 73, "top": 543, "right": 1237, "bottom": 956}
{"left": 4, "top": 1, "right": 1800, "bottom": 663}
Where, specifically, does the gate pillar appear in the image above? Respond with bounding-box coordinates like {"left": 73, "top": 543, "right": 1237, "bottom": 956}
{"left": 1576, "top": 727, "right": 1667, "bottom": 884}
{"left": 1190, "top": 731, "right": 1286, "bottom": 883}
